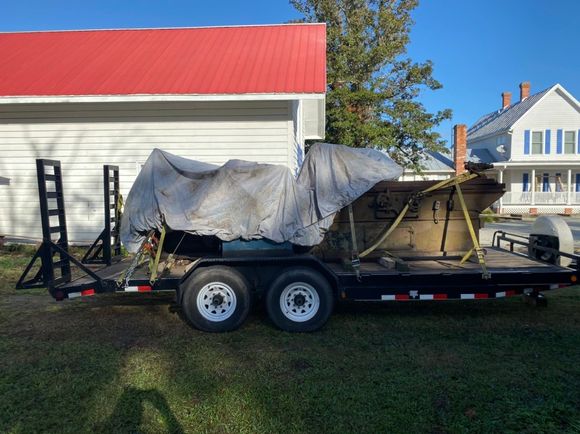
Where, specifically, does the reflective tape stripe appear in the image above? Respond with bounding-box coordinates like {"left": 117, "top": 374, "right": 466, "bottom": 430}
{"left": 125, "top": 285, "right": 152, "bottom": 292}
{"left": 380, "top": 291, "right": 521, "bottom": 301}
{"left": 68, "top": 288, "right": 95, "bottom": 299}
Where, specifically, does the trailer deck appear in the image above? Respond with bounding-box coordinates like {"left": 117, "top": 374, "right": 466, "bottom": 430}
{"left": 50, "top": 245, "right": 576, "bottom": 304}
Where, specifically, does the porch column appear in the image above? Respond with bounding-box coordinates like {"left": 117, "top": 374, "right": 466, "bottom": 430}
{"left": 567, "top": 169, "right": 572, "bottom": 205}
{"left": 531, "top": 169, "right": 536, "bottom": 205}
{"left": 498, "top": 169, "right": 504, "bottom": 214}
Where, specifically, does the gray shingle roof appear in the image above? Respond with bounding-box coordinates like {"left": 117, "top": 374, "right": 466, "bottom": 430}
{"left": 420, "top": 150, "right": 454, "bottom": 171}
{"left": 467, "top": 148, "right": 503, "bottom": 164}
{"left": 467, "top": 86, "right": 553, "bottom": 141}
{"left": 419, "top": 147, "right": 504, "bottom": 172}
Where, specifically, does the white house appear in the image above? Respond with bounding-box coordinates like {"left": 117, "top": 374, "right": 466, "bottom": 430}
{"left": 0, "top": 24, "right": 326, "bottom": 242}
{"left": 466, "top": 82, "right": 580, "bottom": 215}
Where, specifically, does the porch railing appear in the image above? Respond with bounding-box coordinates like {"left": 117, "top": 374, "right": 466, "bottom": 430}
{"left": 502, "top": 191, "right": 574, "bottom": 205}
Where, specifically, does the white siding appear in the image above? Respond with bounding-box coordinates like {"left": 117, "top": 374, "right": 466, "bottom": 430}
{"left": 290, "top": 100, "right": 305, "bottom": 176}
{"left": 0, "top": 100, "right": 295, "bottom": 242}
{"left": 511, "top": 89, "right": 580, "bottom": 161}
{"left": 302, "top": 99, "right": 325, "bottom": 140}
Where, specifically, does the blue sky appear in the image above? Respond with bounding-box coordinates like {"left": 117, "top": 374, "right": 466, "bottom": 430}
{"left": 1, "top": 0, "right": 579, "bottom": 146}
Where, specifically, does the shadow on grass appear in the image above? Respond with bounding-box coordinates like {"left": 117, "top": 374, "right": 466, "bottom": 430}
{"left": 97, "top": 387, "right": 184, "bottom": 434}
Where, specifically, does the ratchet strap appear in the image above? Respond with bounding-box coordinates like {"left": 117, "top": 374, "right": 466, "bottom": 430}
{"left": 348, "top": 204, "right": 361, "bottom": 281}
{"left": 149, "top": 225, "right": 166, "bottom": 283}
{"left": 455, "top": 181, "right": 490, "bottom": 279}
{"left": 359, "top": 170, "right": 490, "bottom": 279}
{"left": 359, "top": 172, "right": 479, "bottom": 258}
{"left": 117, "top": 229, "right": 155, "bottom": 287}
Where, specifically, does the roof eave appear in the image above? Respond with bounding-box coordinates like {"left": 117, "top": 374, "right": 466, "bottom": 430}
{"left": 467, "top": 129, "right": 510, "bottom": 143}
{"left": 0, "top": 93, "right": 326, "bottom": 104}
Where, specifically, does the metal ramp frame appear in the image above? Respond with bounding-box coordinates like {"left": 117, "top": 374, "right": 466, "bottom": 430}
{"left": 16, "top": 159, "right": 105, "bottom": 296}
{"left": 82, "top": 165, "right": 122, "bottom": 265}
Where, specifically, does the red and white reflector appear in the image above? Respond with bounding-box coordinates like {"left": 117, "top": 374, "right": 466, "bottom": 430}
{"left": 125, "top": 285, "right": 152, "bottom": 292}
{"left": 68, "top": 288, "right": 95, "bottom": 299}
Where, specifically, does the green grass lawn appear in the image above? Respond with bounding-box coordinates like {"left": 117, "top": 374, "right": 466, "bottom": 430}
{"left": 1, "top": 246, "right": 580, "bottom": 433}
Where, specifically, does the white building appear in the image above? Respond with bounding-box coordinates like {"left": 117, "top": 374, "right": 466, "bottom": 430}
{"left": 467, "top": 82, "right": 580, "bottom": 215}
{"left": 0, "top": 24, "right": 326, "bottom": 242}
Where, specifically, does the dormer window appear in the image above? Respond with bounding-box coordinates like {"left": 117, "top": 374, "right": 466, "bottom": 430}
{"left": 531, "top": 131, "right": 543, "bottom": 154}
{"left": 564, "top": 131, "right": 576, "bottom": 154}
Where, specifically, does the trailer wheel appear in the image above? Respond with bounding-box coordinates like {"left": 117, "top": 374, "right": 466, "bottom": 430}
{"left": 181, "top": 266, "right": 251, "bottom": 332}
{"left": 266, "top": 267, "right": 334, "bottom": 332}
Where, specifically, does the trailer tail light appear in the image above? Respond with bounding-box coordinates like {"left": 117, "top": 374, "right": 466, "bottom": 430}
{"left": 571, "top": 275, "right": 577, "bottom": 283}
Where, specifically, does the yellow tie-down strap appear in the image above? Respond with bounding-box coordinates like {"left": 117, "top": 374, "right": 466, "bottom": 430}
{"left": 359, "top": 171, "right": 490, "bottom": 279}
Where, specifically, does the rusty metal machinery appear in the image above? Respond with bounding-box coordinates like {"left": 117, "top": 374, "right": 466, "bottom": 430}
{"left": 312, "top": 172, "right": 505, "bottom": 268}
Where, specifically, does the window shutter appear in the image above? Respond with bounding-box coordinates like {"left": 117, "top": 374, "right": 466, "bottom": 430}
{"left": 545, "top": 129, "right": 551, "bottom": 154}
{"left": 576, "top": 174, "right": 580, "bottom": 192}
{"left": 522, "top": 173, "right": 529, "bottom": 192}
{"left": 524, "top": 130, "right": 530, "bottom": 155}
{"left": 578, "top": 129, "right": 580, "bottom": 154}
{"left": 557, "top": 129, "right": 563, "bottom": 154}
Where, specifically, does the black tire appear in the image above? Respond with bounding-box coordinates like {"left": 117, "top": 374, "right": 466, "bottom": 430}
{"left": 266, "top": 267, "right": 334, "bottom": 332}
{"left": 180, "top": 266, "right": 251, "bottom": 332}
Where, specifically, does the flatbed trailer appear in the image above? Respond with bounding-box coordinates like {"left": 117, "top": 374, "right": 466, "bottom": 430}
{"left": 16, "top": 159, "right": 580, "bottom": 332}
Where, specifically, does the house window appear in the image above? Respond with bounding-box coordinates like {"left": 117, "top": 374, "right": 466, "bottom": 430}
{"left": 564, "top": 131, "right": 576, "bottom": 154}
{"left": 531, "top": 131, "right": 543, "bottom": 154}
{"left": 542, "top": 173, "right": 551, "bottom": 192}
{"left": 522, "top": 173, "right": 529, "bottom": 192}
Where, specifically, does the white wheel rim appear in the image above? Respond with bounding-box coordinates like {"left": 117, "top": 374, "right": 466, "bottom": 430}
{"left": 196, "top": 282, "right": 237, "bottom": 322}
{"left": 279, "top": 282, "right": 320, "bottom": 323}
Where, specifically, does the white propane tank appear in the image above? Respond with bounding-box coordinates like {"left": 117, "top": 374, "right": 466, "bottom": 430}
{"left": 529, "top": 216, "right": 574, "bottom": 267}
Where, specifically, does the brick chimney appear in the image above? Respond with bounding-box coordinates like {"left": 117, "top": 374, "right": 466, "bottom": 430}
{"left": 501, "top": 91, "right": 511, "bottom": 109}
{"left": 453, "top": 124, "right": 467, "bottom": 175}
{"left": 519, "top": 81, "right": 530, "bottom": 101}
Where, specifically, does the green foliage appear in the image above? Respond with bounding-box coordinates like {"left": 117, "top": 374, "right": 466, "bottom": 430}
{"left": 291, "top": 0, "right": 452, "bottom": 171}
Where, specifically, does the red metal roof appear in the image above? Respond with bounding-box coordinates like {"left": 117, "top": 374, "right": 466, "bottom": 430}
{"left": 0, "top": 24, "right": 326, "bottom": 97}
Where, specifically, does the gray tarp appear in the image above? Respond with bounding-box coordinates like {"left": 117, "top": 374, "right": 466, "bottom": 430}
{"left": 120, "top": 143, "right": 402, "bottom": 252}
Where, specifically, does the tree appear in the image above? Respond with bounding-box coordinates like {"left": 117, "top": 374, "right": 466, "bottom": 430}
{"left": 291, "top": 0, "right": 452, "bottom": 171}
